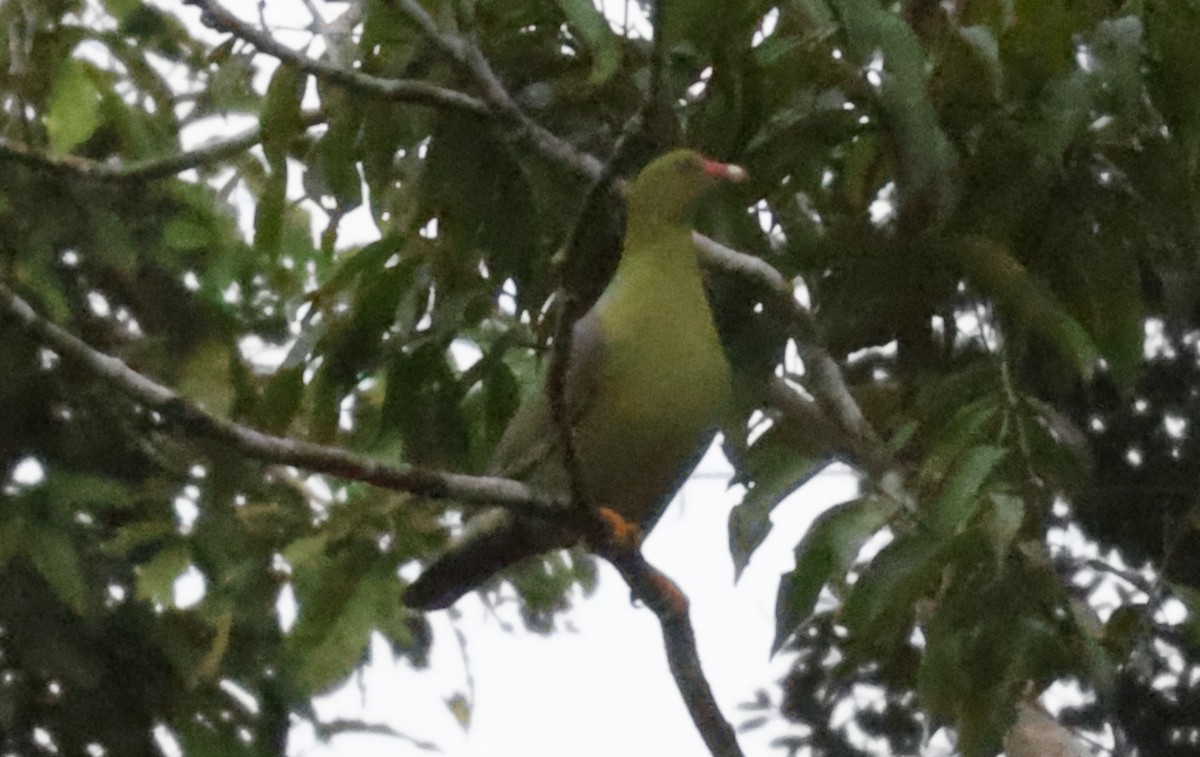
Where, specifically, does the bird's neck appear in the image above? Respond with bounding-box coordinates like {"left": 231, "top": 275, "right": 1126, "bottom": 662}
{"left": 615, "top": 221, "right": 705, "bottom": 291}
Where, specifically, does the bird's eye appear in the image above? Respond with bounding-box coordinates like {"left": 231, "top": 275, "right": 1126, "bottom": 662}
{"left": 676, "top": 155, "right": 702, "bottom": 174}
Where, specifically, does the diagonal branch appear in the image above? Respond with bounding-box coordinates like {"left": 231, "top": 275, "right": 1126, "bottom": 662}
{"left": 602, "top": 548, "right": 745, "bottom": 757}
{"left": 315, "top": 718, "right": 439, "bottom": 751}
{"left": 692, "top": 232, "right": 887, "bottom": 467}
{"left": 182, "top": 0, "right": 491, "bottom": 117}
{"left": 0, "top": 282, "right": 564, "bottom": 518}
{"left": 0, "top": 111, "right": 324, "bottom": 182}
{"left": 383, "top": 0, "right": 604, "bottom": 181}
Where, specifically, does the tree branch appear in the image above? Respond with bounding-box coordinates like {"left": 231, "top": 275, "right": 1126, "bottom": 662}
{"left": 182, "top": 0, "right": 491, "bottom": 118}
{"left": 692, "top": 232, "right": 887, "bottom": 466}
{"left": 0, "top": 282, "right": 565, "bottom": 518}
{"left": 601, "top": 547, "right": 746, "bottom": 757}
{"left": 382, "top": 0, "right": 604, "bottom": 181}
{"left": 186, "top": 0, "right": 886, "bottom": 485}
{"left": 0, "top": 111, "right": 324, "bottom": 182}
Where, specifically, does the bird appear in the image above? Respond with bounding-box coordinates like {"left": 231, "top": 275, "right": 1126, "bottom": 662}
{"left": 402, "top": 149, "right": 744, "bottom": 610}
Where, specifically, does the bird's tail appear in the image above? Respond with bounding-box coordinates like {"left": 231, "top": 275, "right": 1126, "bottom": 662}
{"left": 402, "top": 509, "right": 563, "bottom": 610}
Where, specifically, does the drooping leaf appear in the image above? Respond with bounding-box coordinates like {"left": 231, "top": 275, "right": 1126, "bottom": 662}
{"left": 24, "top": 521, "right": 88, "bottom": 614}
{"left": 772, "top": 495, "right": 898, "bottom": 653}
{"left": 956, "top": 236, "right": 1101, "bottom": 380}
{"left": 287, "top": 552, "right": 400, "bottom": 694}
{"left": 729, "top": 436, "right": 829, "bottom": 579}
{"left": 135, "top": 544, "right": 192, "bottom": 607}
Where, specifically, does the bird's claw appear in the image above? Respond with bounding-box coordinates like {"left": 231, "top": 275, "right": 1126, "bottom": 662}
{"left": 589, "top": 506, "right": 644, "bottom": 554}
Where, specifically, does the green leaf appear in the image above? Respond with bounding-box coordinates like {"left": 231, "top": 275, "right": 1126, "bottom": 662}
{"left": 254, "top": 365, "right": 305, "bottom": 433}
{"left": 0, "top": 518, "right": 23, "bottom": 566}
{"left": 288, "top": 553, "right": 398, "bottom": 694}
{"left": 254, "top": 172, "right": 287, "bottom": 257}
{"left": 103, "top": 0, "right": 142, "bottom": 21}
{"left": 980, "top": 492, "right": 1024, "bottom": 566}
{"left": 305, "top": 115, "right": 364, "bottom": 209}
{"left": 729, "top": 448, "right": 828, "bottom": 580}
{"left": 842, "top": 533, "right": 946, "bottom": 645}
{"left": 44, "top": 472, "right": 132, "bottom": 510}
{"left": 88, "top": 210, "right": 139, "bottom": 274}
{"left": 956, "top": 237, "right": 1100, "bottom": 380}
{"left": 44, "top": 58, "right": 103, "bottom": 154}
{"left": 177, "top": 340, "right": 236, "bottom": 413}
{"left": 163, "top": 217, "right": 213, "bottom": 252}
{"left": 555, "top": 0, "right": 623, "bottom": 85}
{"left": 136, "top": 545, "right": 192, "bottom": 606}
{"left": 772, "top": 495, "right": 898, "bottom": 653}
{"left": 194, "top": 609, "right": 233, "bottom": 681}
{"left": 918, "top": 396, "right": 1001, "bottom": 486}
{"left": 260, "top": 64, "right": 305, "bottom": 170}
{"left": 958, "top": 26, "right": 1002, "bottom": 98}
{"left": 105, "top": 521, "right": 177, "bottom": 557}
{"left": 832, "top": 0, "right": 958, "bottom": 221}
{"left": 25, "top": 522, "right": 88, "bottom": 614}
{"left": 446, "top": 692, "right": 472, "bottom": 729}
{"left": 925, "top": 445, "right": 1006, "bottom": 536}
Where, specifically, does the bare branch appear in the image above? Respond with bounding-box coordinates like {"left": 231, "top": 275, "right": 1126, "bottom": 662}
{"left": 182, "top": 0, "right": 491, "bottom": 117}
{"left": 0, "top": 111, "right": 324, "bottom": 182}
{"left": 0, "top": 283, "right": 565, "bottom": 518}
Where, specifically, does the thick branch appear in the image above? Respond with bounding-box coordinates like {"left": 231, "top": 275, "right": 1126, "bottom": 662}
{"left": 183, "top": 0, "right": 491, "bottom": 118}
{"left": 0, "top": 112, "right": 324, "bottom": 182}
{"left": 0, "top": 283, "right": 564, "bottom": 518}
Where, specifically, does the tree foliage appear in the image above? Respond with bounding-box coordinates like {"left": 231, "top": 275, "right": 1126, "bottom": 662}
{"left": 2, "top": 0, "right": 1200, "bottom": 755}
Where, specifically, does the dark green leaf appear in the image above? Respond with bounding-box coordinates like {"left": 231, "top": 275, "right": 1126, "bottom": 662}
{"left": 925, "top": 445, "right": 1006, "bottom": 536}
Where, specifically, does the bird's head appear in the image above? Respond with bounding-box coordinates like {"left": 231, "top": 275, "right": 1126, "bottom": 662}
{"left": 623, "top": 149, "right": 747, "bottom": 226}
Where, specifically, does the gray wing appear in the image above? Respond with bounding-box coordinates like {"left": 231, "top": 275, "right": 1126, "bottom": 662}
{"left": 488, "top": 310, "right": 606, "bottom": 489}
{"left": 401, "top": 312, "right": 607, "bottom": 610}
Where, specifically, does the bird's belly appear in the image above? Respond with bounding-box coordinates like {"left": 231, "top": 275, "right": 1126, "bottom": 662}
{"left": 575, "top": 339, "right": 729, "bottom": 524}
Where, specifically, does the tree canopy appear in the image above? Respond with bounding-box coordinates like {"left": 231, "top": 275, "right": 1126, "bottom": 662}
{"left": 2, "top": 1, "right": 1200, "bottom": 755}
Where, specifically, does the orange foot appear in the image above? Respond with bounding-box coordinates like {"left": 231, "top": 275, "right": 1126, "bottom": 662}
{"left": 590, "top": 506, "right": 644, "bottom": 554}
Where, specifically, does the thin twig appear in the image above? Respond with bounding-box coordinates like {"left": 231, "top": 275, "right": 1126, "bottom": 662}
{"left": 315, "top": 719, "right": 440, "bottom": 751}
{"left": 182, "top": 0, "right": 491, "bottom": 117}
{"left": 0, "top": 111, "right": 319, "bottom": 182}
